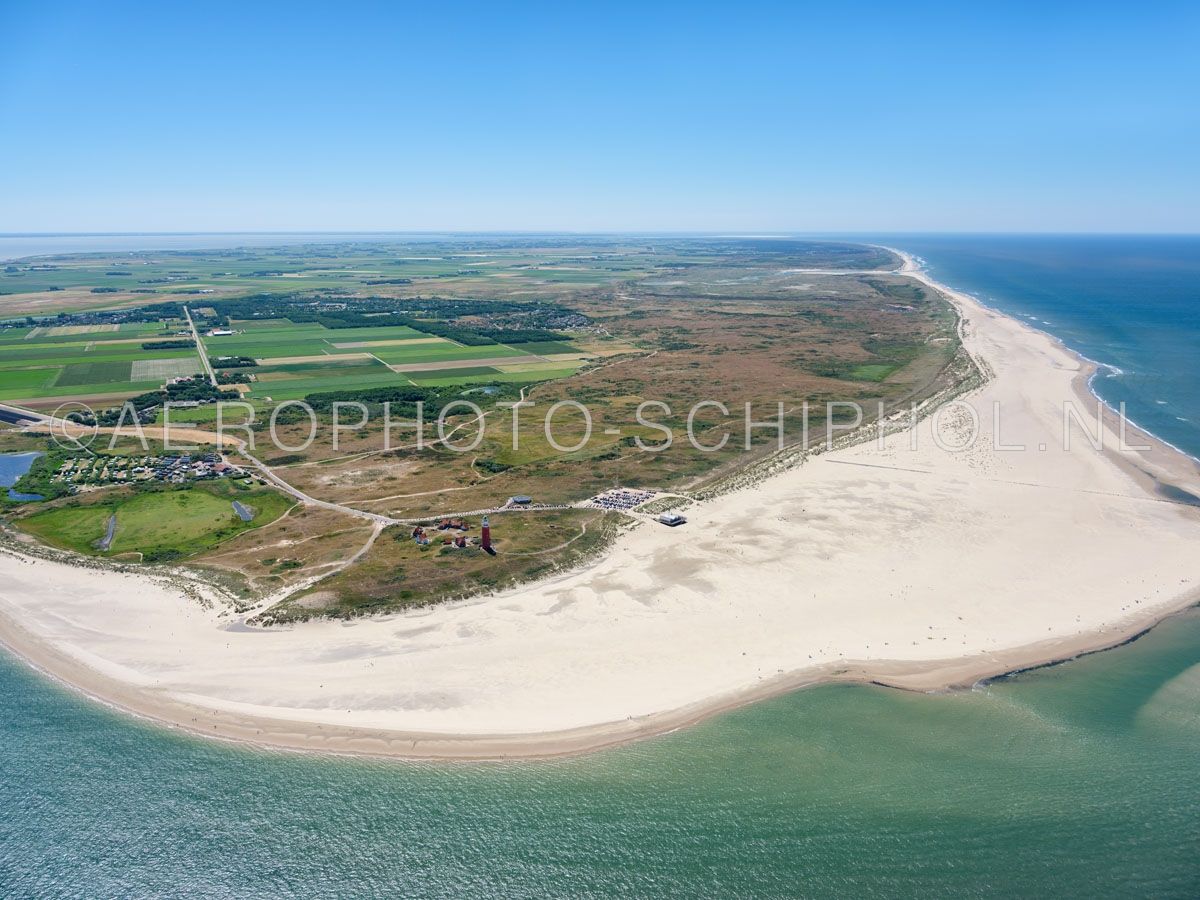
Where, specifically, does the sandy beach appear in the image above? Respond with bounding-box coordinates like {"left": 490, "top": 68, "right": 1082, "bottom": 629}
{"left": 2, "top": 259, "right": 1198, "bottom": 760}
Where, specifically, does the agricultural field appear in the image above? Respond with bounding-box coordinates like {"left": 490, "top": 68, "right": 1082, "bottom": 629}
{"left": 203, "top": 316, "right": 596, "bottom": 400}
{"left": 0, "top": 314, "right": 203, "bottom": 405}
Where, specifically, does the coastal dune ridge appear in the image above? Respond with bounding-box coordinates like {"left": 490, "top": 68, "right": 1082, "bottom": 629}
{"left": 2, "top": 251, "right": 1199, "bottom": 761}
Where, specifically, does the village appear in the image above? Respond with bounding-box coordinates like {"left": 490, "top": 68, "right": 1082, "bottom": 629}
{"left": 52, "top": 452, "right": 249, "bottom": 488}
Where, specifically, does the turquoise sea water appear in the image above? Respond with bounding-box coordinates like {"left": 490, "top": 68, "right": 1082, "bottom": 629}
{"left": 2, "top": 611, "right": 1198, "bottom": 897}
{"left": 2, "top": 235, "right": 1199, "bottom": 896}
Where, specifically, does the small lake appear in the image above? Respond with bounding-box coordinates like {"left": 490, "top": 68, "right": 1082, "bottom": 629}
{"left": 0, "top": 451, "right": 45, "bottom": 501}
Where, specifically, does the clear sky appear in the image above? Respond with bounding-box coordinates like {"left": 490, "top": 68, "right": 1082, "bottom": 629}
{"left": 1, "top": 1, "right": 1197, "bottom": 233}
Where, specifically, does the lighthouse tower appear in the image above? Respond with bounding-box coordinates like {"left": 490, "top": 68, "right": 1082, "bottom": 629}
{"left": 480, "top": 516, "right": 492, "bottom": 552}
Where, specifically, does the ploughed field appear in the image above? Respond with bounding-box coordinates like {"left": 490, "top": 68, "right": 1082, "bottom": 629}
{"left": 1, "top": 238, "right": 962, "bottom": 618}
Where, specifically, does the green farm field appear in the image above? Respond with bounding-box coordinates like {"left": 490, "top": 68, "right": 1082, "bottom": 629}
{"left": 408, "top": 364, "right": 582, "bottom": 386}
{"left": 249, "top": 371, "right": 416, "bottom": 400}
{"left": 201, "top": 317, "right": 596, "bottom": 397}
{"left": 371, "top": 343, "right": 530, "bottom": 366}
{"left": 207, "top": 323, "right": 441, "bottom": 361}
{"left": 0, "top": 313, "right": 203, "bottom": 401}
{"left": 251, "top": 357, "right": 384, "bottom": 376}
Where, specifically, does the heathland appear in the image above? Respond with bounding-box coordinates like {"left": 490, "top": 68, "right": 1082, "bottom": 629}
{"left": 2, "top": 238, "right": 961, "bottom": 618}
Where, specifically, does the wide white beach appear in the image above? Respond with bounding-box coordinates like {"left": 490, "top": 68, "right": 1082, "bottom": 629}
{"left": 2, "top": 260, "right": 1198, "bottom": 759}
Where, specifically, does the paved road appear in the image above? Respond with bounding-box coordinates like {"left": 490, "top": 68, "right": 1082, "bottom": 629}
{"left": 183, "top": 306, "right": 218, "bottom": 387}
{"left": 0, "top": 401, "right": 51, "bottom": 425}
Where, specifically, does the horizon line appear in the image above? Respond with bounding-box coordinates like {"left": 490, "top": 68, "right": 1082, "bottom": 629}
{"left": 2, "top": 229, "right": 1199, "bottom": 238}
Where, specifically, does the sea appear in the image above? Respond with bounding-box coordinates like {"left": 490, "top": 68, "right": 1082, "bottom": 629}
{"left": 1, "top": 234, "right": 1198, "bottom": 897}
{"left": 878, "top": 235, "right": 1200, "bottom": 460}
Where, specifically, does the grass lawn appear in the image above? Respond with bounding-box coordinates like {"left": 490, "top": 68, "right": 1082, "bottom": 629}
{"left": 848, "top": 363, "right": 901, "bottom": 382}
{"left": 18, "top": 483, "right": 293, "bottom": 561}
{"left": 163, "top": 401, "right": 257, "bottom": 424}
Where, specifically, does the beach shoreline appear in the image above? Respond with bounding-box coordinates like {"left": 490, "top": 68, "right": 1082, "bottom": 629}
{"left": 1, "top": 254, "right": 1198, "bottom": 761}
{"left": 1, "top": 567, "right": 1197, "bottom": 762}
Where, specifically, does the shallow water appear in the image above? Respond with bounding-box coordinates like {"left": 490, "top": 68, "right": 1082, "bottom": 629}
{"left": 0, "top": 450, "right": 44, "bottom": 501}
{"left": 2, "top": 608, "right": 1198, "bottom": 897}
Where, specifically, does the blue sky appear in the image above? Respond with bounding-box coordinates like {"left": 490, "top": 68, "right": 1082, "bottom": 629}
{"left": 1, "top": 1, "right": 1197, "bottom": 233}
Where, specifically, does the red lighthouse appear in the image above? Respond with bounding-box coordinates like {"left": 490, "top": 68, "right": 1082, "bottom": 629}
{"left": 480, "top": 515, "right": 492, "bottom": 553}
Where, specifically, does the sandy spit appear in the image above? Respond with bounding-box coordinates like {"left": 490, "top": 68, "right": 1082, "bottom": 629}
{"left": 1, "top": 259, "right": 1198, "bottom": 760}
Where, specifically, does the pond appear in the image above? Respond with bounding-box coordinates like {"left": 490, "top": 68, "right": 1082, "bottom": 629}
{"left": 0, "top": 451, "right": 45, "bottom": 502}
